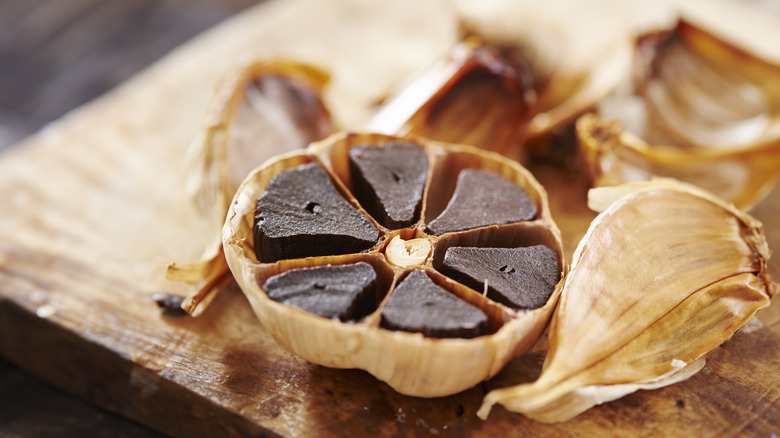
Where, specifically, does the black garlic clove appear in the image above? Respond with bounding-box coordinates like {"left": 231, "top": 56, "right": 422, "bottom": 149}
{"left": 263, "top": 262, "right": 378, "bottom": 321}
{"left": 426, "top": 169, "right": 536, "bottom": 235}
{"left": 254, "top": 163, "right": 379, "bottom": 262}
{"left": 348, "top": 142, "right": 428, "bottom": 229}
{"left": 441, "top": 245, "right": 560, "bottom": 309}
{"left": 380, "top": 270, "right": 488, "bottom": 338}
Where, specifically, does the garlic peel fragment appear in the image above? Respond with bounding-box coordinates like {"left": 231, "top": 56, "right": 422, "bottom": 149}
{"left": 479, "top": 179, "right": 775, "bottom": 422}
{"left": 479, "top": 358, "right": 706, "bottom": 423}
{"left": 578, "top": 114, "right": 780, "bottom": 210}
{"left": 166, "top": 58, "right": 334, "bottom": 315}
{"left": 580, "top": 18, "right": 780, "bottom": 210}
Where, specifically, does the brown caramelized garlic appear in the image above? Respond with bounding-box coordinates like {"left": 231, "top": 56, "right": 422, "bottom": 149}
{"left": 366, "top": 38, "right": 536, "bottom": 158}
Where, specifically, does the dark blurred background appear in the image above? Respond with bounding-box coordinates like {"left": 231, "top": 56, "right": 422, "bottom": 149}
{"left": 0, "top": 0, "right": 263, "bottom": 150}
{"left": 0, "top": 1, "right": 262, "bottom": 436}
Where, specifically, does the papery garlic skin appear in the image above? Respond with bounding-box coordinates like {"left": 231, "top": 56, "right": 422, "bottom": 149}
{"left": 580, "top": 18, "right": 780, "bottom": 211}
{"left": 167, "top": 59, "right": 334, "bottom": 316}
{"left": 478, "top": 179, "right": 775, "bottom": 422}
{"left": 578, "top": 114, "right": 780, "bottom": 211}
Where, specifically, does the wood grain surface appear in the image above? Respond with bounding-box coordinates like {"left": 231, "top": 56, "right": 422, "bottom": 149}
{"left": 0, "top": 0, "right": 778, "bottom": 437}
{"left": 0, "top": 1, "right": 262, "bottom": 436}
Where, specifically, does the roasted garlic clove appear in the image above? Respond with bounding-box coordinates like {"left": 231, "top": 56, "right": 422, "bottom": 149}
{"left": 166, "top": 58, "right": 334, "bottom": 316}
{"left": 478, "top": 179, "right": 776, "bottom": 422}
{"left": 222, "top": 132, "right": 566, "bottom": 397}
{"left": 581, "top": 19, "right": 780, "bottom": 210}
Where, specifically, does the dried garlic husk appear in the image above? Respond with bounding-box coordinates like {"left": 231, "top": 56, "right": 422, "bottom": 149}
{"left": 366, "top": 38, "right": 535, "bottom": 157}
{"left": 367, "top": 29, "right": 631, "bottom": 161}
{"left": 223, "top": 132, "right": 566, "bottom": 397}
{"left": 478, "top": 179, "right": 776, "bottom": 422}
{"left": 365, "top": 2, "right": 639, "bottom": 164}
{"left": 452, "top": 0, "right": 635, "bottom": 142}
{"left": 167, "top": 58, "right": 334, "bottom": 316}
{"left": 581, "top": 19, "right": 780, "bottom": 210}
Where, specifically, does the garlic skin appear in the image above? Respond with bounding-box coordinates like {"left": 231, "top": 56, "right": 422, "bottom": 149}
{"left": 478, "top": 179, "right": 776, "bottom": 422}
{"left": 366, "top": 39, "right": 536, "bottom": 157}
{"left": 453, "top": 0, "right": 639, "bottom": 142}
{"left": 166, "top": 58, "right": 333, "bottom": 316}
{"left": 577, "top": 114, "right": 780, "bottom": 211}
{"left": 580, "top": 19, "right": 780, "bottom": 211}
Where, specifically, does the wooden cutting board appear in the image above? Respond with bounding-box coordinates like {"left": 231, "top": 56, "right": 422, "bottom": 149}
{"left": 1, "top": 0, "right": 778, "bottom": 436}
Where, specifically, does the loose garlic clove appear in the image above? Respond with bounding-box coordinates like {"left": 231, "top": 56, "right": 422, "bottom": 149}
{"left": 453, "top": 0, "right": 635, "bottom": 142}
{"left": 187, "top": 58, "right": 333, "bottom": 220}
{"left": 478, "top": 179, "right": 776, "bottom": 422}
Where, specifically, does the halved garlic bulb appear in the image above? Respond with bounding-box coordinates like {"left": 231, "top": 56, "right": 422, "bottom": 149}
{"left": 222, "top": 132, "right": 566, "bottom": 396}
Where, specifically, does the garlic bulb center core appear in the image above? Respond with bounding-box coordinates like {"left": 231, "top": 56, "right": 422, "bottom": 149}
{"left": 385, "top": 235, "right": 432, "bottom": 268}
